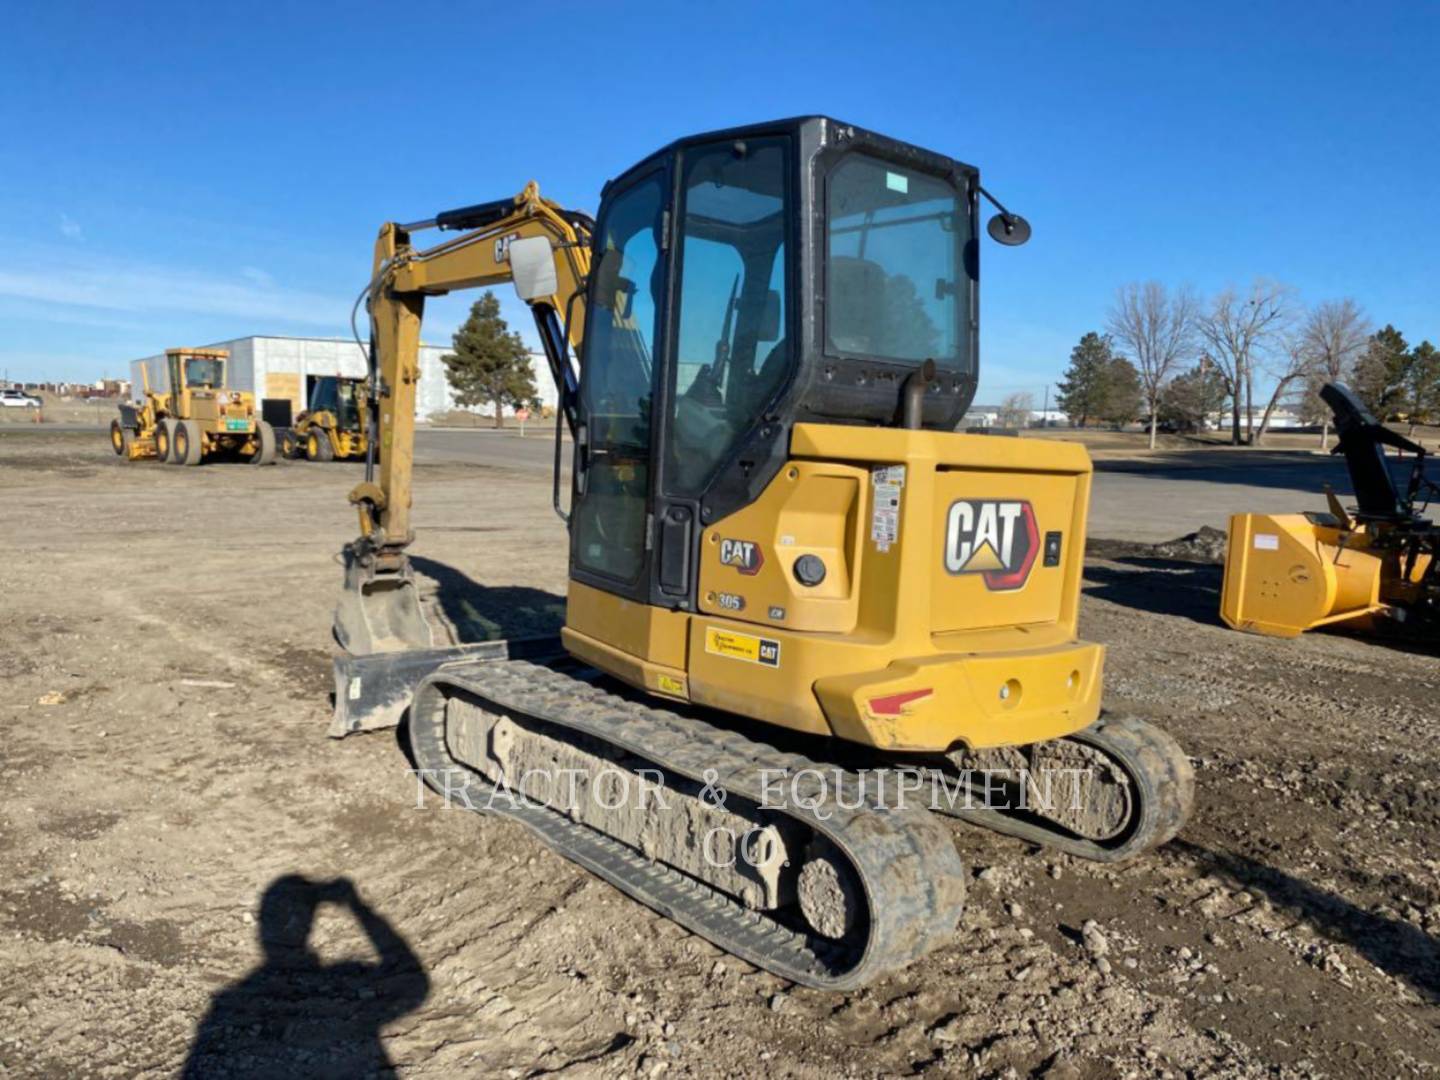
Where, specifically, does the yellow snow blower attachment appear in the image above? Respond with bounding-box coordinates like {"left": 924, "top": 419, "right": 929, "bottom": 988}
{"left": 1222, "top": 383, "right": 1439, "bottom": 638}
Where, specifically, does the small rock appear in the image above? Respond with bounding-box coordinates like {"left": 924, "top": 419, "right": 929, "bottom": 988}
{"left": 1081, "top": 919, "right": 1109, "bottom": 958}
{"left": 769, "top": 993, "right": 787, "bottom": 1013}
{"left": 1178, "top": 946, "right": 1193, "bottom": 961}
{"left": 930, "top": 1016, "right": 966, "bottom": 1044}
{"left": 711, "top": 960, "right": 727, "bottom": 977}
{"left": 1049, "top": 864, "right": 1063, "bottom": 880}
{"left": 1007, "top": 901, "right": 1023, "bottom": 919}
{"left": 1095, "top": 957, "right": 1112, "bottom": 976}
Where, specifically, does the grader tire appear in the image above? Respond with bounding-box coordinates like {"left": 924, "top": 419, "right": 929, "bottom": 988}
{"left": 175, "top": 419, "right": 204, "bottom": 466}
{"left": 109, "top": 419, "right": 134, "bottom": 458}
{"left": 156, "top": 420, "right": 174, "bottom": 463}
{"left": 251, "top": 420, "right": 277, "bottom": 466}
{"left": 280, "top": 429, "right": 299, "bottom": 459}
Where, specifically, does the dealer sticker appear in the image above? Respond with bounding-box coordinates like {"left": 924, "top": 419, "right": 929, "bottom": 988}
{"left": 1254, "top": 533, "right": 1280, "bottom": 550}
{"left": 704, "top": 627, "right": 781, "bottom": 668}
{"left": 870, "top": 465, "right": 906, "bottom": 552}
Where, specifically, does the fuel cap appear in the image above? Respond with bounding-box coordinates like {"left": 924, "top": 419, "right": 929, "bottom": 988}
{"left": 793, "top": 554, "right": 827, "bottom": 587}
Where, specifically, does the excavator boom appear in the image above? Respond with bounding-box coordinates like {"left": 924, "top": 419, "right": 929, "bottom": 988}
{"left": 335, "top": 182, "right": 592, "bottom": 657}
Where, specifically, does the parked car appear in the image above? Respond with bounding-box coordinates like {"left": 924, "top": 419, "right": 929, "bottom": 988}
{"left": 0, "top": 388, "right": 42, "bottom": 408}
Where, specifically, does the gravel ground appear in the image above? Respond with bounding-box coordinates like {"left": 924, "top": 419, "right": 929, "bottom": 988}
{"left": 0, "top": 430, "right": 1436, "bottom": 1078}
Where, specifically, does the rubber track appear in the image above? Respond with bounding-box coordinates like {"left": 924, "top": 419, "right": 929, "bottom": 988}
{"left": 935, "top": 714, "right": 1195, "bottom": 863}
{"left": 409, "top": 660, "right": 967, "bottom": 990}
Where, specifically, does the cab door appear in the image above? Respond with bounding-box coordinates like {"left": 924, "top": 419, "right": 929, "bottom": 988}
{"left": 569, "top": 166, "right": 670, "bottom": 604}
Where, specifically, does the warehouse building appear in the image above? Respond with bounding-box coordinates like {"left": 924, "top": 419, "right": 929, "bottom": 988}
{"left": 128, "top": 335, "right": 557, "bottom": 422}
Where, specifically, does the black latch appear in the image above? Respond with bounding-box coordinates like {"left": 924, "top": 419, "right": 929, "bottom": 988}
{"left": 1044, "top": 531, "right": 1063, "bottom": 567}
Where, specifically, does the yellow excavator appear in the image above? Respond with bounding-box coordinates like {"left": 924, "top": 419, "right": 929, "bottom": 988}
{"left": 331, "top": 117, "right": 1193, "bottom": 989}
{"left": 1222, "top": 382, "right": 1440, "bottom": 637}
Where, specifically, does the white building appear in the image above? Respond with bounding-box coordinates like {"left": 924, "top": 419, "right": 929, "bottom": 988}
{"left": 128, "top": 336, "right": 556, "bottom": 422}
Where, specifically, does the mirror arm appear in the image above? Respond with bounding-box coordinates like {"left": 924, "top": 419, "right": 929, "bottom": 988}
{"left": 976, "top": 184, "right": 1017, "bottom": 226}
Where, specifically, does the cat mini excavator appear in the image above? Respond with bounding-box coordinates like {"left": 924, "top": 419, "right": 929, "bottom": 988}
{"left": 332, "top": 118, "right": 1194, "bottom": 989}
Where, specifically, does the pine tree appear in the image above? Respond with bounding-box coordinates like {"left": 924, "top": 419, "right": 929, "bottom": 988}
{"left": 1055, "top": 332, "right": 1114, "bottom": 427}
{"left": 1351, "top": 325, "right": 1410, "bottom": 420}
{"left": 1158, "top": 362, "right": 1228, "bottom": 433}
{"left": 1096, "top": 358, "right": 1143, "bottom": 428}
{"left": 1406, "top": 340, "right": 1439, "bottom": 427}
{"left": 441, "top": 292, "right": 539, "bottom": 428}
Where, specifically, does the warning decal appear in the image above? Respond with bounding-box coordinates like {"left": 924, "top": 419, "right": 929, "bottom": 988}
{"left": 870, "top": 465, "right": 906, "bottom": 552}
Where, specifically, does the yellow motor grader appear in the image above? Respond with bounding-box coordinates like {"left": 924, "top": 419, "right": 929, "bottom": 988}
{"left": 111, "top": 347, "right": 277, "bottom": 465}
{"left": 330, "top": 117, "right": 1194, "bottom": 989}
{"left": 281, "top": 375, "right": 369, "bottom": 461}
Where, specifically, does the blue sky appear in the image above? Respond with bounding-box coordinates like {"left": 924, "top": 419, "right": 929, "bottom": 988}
{"left": 3, "top": 1, "right": 1436, "bottom": 400}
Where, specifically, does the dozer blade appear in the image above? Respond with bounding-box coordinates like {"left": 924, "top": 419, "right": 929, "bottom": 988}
{"left": 330, "top": 636, "right": 565, "bottom": 737}
{"left": 335, "top": 547, "right": 435, "bottom": 655}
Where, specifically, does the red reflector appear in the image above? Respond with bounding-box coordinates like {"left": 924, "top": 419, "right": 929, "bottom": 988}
{"left": 868, "top": 689, "right": 934, "bottom": 717}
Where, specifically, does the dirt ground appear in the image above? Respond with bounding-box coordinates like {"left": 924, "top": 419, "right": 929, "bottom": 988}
{"left": 1, "top": 430, "right": 1437, "bottom": 1079}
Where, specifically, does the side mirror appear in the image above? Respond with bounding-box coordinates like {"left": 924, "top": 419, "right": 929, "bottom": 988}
{"left": 758, "top": 289, "right": 781, "bottom": 341}
{"left": 508, "top": 236, "right": 559, "bottom": 301}
{"left": 986, "top": 213, "right": 1031, "bottom": 247}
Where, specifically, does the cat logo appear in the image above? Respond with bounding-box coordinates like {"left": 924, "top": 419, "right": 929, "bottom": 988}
{"left": 718, "top": 538, "right": 763, "bottom": 575}
{"left": 943, "top": 499, "right": 1039, "bottom": 590}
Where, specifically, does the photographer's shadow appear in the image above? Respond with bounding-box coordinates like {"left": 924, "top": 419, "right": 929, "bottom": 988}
{"left": 183, "top": 875, "right": 429, "bottom": 1079}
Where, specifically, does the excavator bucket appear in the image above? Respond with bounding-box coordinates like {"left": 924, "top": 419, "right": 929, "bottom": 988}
{"left": 332, "top": 547, "right": 566, "bottom": 735}
{"left": 334, "top": 549, "right": 434, "bottom": 656}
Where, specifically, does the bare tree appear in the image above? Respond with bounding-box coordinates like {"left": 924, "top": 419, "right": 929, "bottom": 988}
{"left": 998, "top": 391, "right": 1034, "bottom": 430}
{"left": 1253, "top": 333, "right": 1316, "bottom": 445}
{"left": 1196, "top": 279, "right": 1297, "bottom": 445}
{"left": 1299, "top": 298, "right": 1371, "bottom": 448}
{"left": 1106, "top": 282, "right": 1199, "bottom": 449}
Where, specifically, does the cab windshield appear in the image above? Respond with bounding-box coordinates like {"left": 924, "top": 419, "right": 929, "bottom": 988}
{"left": 184, "top": 357, "right": 225, "bottom": 389}
{"left": 825, "top": 154, "right": 967, "bottom": 367}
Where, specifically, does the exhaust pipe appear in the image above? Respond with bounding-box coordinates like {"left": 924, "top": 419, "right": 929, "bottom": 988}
{"left": 901, "top": 359, "right": 937, "bottom": 430}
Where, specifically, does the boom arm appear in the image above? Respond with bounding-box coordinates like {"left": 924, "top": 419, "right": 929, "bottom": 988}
{"left": 336, "top": 182, "right": 592, "bottom": 654}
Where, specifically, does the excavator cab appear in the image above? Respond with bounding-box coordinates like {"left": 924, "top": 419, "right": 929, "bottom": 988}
{"left": 564, "top": 120, "right": 978, "bottom": 621}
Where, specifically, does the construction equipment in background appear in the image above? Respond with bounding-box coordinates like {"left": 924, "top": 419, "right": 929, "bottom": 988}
{"left": 281, "top": 376, "right": 369, "bottom": 461}
{"left": 111, "top": 348, "right": 278, "bottom": 466}
{"left": 332, "top": 118, "right": 1194, "bottom": 989}
{"left": 1222, "top": 382, "right": 1440, "bottom": 638}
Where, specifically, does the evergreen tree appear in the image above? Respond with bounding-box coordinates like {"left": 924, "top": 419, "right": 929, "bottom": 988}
{"left": 1096, "top": 357, "right": 1143, "bottom": 428}
{"left": 1055, "top": 332, "right": 1114, "bottom": 427}
{"left": 1351, "top": 325, "right": 1410, "bottom": 420}
{"left": 441, "top": 292, "right": 540, "bottom": 428}
{"left": 1158, "top": 362, "right": 1228, "bottom": 433}
{"left": 1406, "top": 340, "right": 1439, "bottom": 427}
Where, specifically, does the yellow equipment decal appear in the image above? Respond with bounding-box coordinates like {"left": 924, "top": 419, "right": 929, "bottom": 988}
{"left": 704, "top": 627, "right": 781, "bottom": 668}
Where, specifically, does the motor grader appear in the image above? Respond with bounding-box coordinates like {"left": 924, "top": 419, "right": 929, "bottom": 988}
{"left": 330, "top": 117, "right": 1194, "bottom": 989}
{"left": 111, "top": 347, "right": 278, "bottom": 466}
{"left": 281, "top": 375, "right": 369, "bottom": 461}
